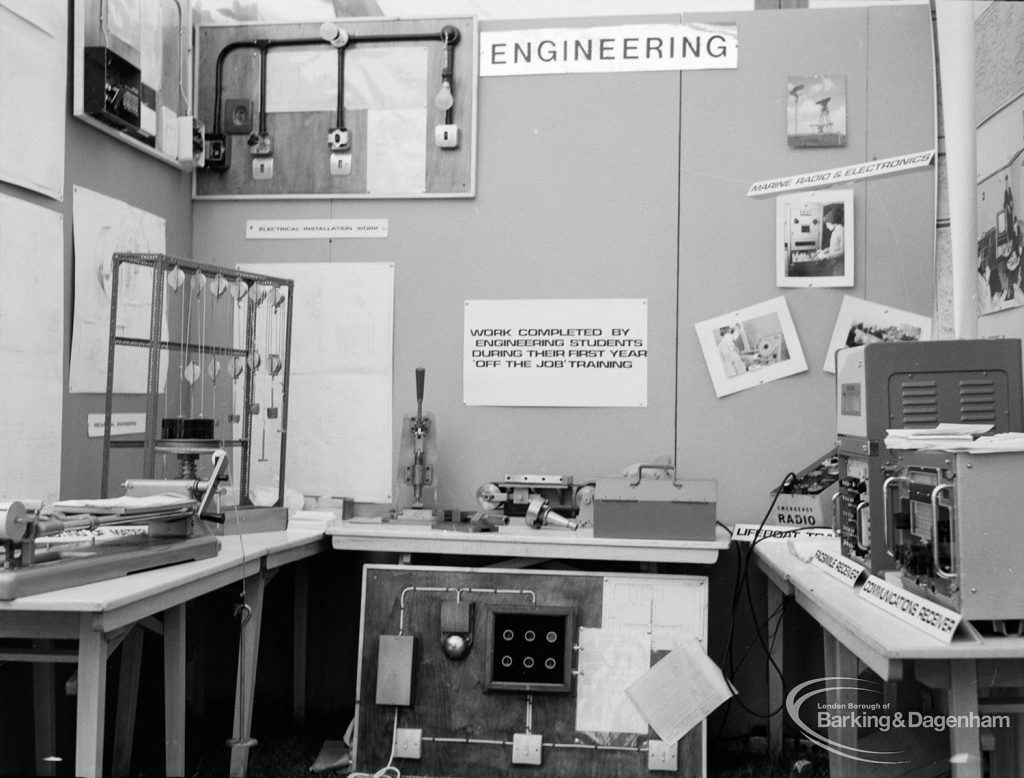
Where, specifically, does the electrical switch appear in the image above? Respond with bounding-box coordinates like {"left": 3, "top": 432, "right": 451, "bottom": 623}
{"left": 511, "top": 733, "right": 542, "bottom": 765}
{"left": 252, "top": 157, "right": 274, "bottom": 180}
{"left": 330, "top": 152, "right": 353, "bottom": 177}
{"left": 647, "top": 739, "right": 678, "bottom": 772}
{"left": 395, "top": 728, "right": 421, "bottom": 760}
{"left": 435, "top": 124, "right": 459, "bottom": 149}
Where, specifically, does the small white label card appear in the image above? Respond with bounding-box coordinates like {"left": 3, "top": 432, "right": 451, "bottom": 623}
{"left": 811, "top": 546, "right": 866, "bottom": 587}
{"left": 86, "top": 412, "right": 146, "bottom": 438}
{"left": 858, "top": 575, "right": 961, "bottom": 643}
{"left": 731, "top": 523, "right": 836, "bottom": 543}
{"left": 245, "top": 219, "right": 388, "bottom": 239}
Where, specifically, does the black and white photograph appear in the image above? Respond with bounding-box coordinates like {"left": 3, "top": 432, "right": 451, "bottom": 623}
{"left": 776, "top": 189, "right": 854, "bottom": 287}
{"left": 822, "top": 295, "right": 932, "bottom": 373}
{"left": 695, "top": 296, "right": 807, "bottom": 398}
{"left": 786, "top": 74, "right": 847, "bottom": 148}
{"left": 976, "top": 163, "right": 1024, "bottom": 314}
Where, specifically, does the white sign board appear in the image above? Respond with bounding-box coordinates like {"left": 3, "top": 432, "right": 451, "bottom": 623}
{"left": 859, "top": 575, "right": 961, "bottom": 643}
{"left": 245, "top": 219, "right": 388, "bottom": 240}
{"left": 86, "top": 412, "right": 146, "bottom": 438}
{"left": 463, "top": 298, "right": 647, "bottom": 407}
{"left": 746, "top": 150, "right": 934, "bottom": 197}
{"left": 480, "top": 23, "right": 738, "bottom": 77}
{"left": 811, "top": 547, "right": 865, "bottom": 588}
{"left": 731, "top": 524, "right": 836, "bottom": 543}
{"left": 238, "top": 262, "right": 394, "bottom": 503}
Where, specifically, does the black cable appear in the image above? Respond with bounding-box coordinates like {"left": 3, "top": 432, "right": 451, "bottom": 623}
{"left": 336, "top": 48, "right": 346, "bottom": 131}
{"left": 716, "top": 472, "right": 797, "bottom": 726}
{"left": 211, "top": 29, "right": 458, "bottom": 141}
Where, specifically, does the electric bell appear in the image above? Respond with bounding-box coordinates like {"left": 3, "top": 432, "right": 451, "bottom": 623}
{"left": 440, "top": 600, "right": 474, "bottom": 660}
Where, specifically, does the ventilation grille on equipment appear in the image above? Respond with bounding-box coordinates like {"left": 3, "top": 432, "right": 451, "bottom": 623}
{"left": 894, "top": 376, "right": 1001, "bottom": 427}
{"left": 958, "top": 378, "right": 999, "bottom": 423}
{"left": 897, "top": 380, "right": 938, "bottom": 427}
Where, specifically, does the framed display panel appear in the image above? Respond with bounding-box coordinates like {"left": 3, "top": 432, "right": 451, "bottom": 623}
{"left": 193, "top": 16, "right": 477, "bottom": 199}
{"left": 355, "top": 564, "right": 710, "bottom": 778}
{"left": 73, "top": 0, "right": 195, "bottom": 169}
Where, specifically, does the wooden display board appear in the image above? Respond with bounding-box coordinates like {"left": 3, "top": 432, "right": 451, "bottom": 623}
{"left": 355, "top": 564, "right": 710, "bottom": 778}
{"left": 193, "top": 16, "right": 477, "bottom": 199}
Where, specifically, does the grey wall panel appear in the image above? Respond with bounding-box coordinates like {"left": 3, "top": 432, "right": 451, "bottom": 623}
{"left": 61, "top": 118, "right": 194, "bottom": 499}
{"left": 192, "top": 8, "right": 935, "bottom": 527}
{"left": 676, "top": 6, "right": 935, "bottom": 524}
{"left": 193, "top": 21, "right": 683, "bottom": 512}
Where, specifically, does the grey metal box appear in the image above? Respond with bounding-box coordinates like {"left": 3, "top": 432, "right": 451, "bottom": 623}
{"left": 593, "top": 475, "right": 717, "bottom": 541}
{"left": 375, "top": 634, "right": 414, "bottom": 706}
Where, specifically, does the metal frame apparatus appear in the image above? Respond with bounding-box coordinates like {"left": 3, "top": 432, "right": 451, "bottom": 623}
{"left": 100, "top": 252, "right": 293, "bottom": 523}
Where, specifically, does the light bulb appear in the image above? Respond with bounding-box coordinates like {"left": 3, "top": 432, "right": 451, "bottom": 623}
{"left": 319, "top": 21, "right": 348, "bottom": 48}
{"left": 434, "top": 80, "right": 454, "bottom": 111}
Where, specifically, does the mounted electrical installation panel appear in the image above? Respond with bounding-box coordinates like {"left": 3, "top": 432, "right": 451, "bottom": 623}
{"left": 834, "top": 339, "right": 1023, "bottom": 574}
{"left": 193, "top": 16, "right": 477, "bottom": 198}
{"left": 73, "top": 0, "right": 198, "bottom": 168}
{"left": 355, "top": 564, "right": 711, "bottom": 777}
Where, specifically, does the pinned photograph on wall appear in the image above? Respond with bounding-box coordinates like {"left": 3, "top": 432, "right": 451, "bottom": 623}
{"left": 787, "top": 75, "right": 846, "bottom": 148}
{"left": 977, "top": 167, "right": 1023, "bottom": 315}
{"left": 823, "top": 295, "right": 932, "bottom": 373}
{"left": 695, "top": 296, "right": 807, "bottom": 398}
{"left": 777, "top": 189, "right": 854, "bottom": 287}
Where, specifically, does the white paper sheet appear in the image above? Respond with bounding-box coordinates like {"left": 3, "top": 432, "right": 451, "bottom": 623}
{"left": 0, "top": 0, "right": 67, "bottom": 199}
{"left": 237, "top": 262, "right": 394, "bottom": 503}
{"left": 575, "top": 626, "right": 650, "bottom": 735}
{"left": 602, "top": 576, "right": 707, "bottom": 650}
{"left": 625, "top": 639, "right": 734, "bottom": 745}
{"left": 464, "top": 298, "right": 649, "bottom": 407}
{"left": 0, "top": 194, "right": 64, "bottom": 503}
{"left": 266, "top": 46, "right": 428, "bottom": 113}
{"left": 69, "top": 187, "right": 167, "bottom": 394}
{"left": 367, "top": 109, "right": 427, "bottom": 195}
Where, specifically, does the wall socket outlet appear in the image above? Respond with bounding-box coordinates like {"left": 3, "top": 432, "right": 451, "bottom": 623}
{"left": 647, "top": 739, "right": 678, "bottom": 772}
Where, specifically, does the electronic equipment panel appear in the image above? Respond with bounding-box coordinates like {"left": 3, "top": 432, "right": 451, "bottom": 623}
{"left": 834, "top": 339, "right": 1023, "bottom": 572}
{"left": 886, "top": 450, "right": 1024, "bottom": 629}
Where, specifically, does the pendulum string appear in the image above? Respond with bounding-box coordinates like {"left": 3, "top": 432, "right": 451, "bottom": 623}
{"left": 177, "top": 268, "right": 187, "bottom": 419}
{"left": 184, "top": 271, "right": 195, "bottom": 419}
{"left": 209, "top": 274, "right": 228, "bottom": 426}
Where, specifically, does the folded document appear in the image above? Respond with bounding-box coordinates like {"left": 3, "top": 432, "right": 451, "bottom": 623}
{"left": 885, "top": 424, "right": 1024, "bottom": 452}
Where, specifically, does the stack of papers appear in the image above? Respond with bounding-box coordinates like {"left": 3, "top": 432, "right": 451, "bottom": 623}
{"left": 50, "top": 494, "right": 197, "bottom": 523}
{"left": 885, "top": 424, "right": 1024, "bottom": 452}
{"left": 288, "top": 510, "right": 334, "bottom": 534}
{"left": 52, "top": 494, "right": 196, "bottom": 514}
